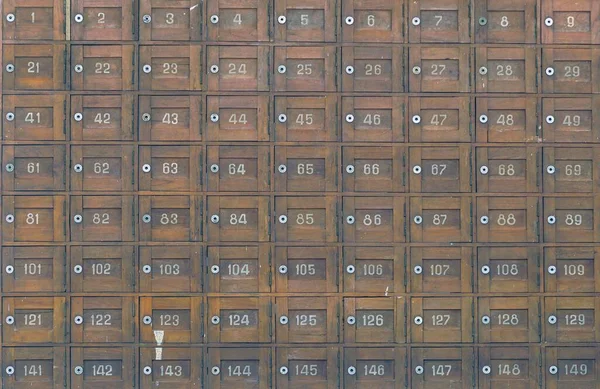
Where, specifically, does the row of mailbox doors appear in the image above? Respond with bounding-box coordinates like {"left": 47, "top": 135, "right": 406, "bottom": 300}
{"left": 5, "top": 45, "right": 600, "bottom": 93}
{"left": 4, "top": 0, "right": 599, "bottom": 44}
{"left": 3, "top": 296, "right": 600, "bottom": 344}
{"left": 1, "top": 346, "right": 596, "bottom": 389}
{"left": 3, "top": 195, "right": 600, "bottom": 243}
{"left": 2, "top": 246, "right": 599, "bottom": 294}
{"left": 5, "top": 95, "right": 600, "bottom": 144}
{"left": 4, "top": 145, "right": 600, "bottom": 193}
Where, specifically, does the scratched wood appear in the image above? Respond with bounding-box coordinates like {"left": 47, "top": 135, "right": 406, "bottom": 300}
{"left": 1, "top": 0, "right": 600, "bottom": 387}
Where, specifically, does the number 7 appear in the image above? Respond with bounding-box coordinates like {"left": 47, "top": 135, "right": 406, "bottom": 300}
{"left": 435, "top": 15, "right": 443, "bottom": 26}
